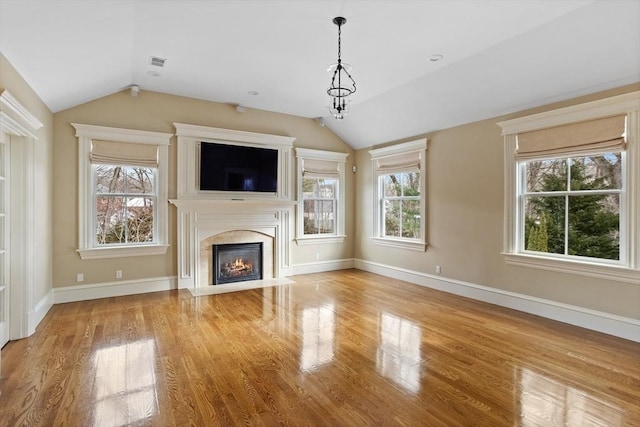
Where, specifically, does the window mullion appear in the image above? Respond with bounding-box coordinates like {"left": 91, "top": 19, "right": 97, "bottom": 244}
{"left": 564, "top": 194, "right": 569, "bottom": 256}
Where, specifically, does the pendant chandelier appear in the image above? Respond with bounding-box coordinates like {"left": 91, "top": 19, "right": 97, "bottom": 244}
{"left": 327, "top": 16, "right": 356, "bottom": 120}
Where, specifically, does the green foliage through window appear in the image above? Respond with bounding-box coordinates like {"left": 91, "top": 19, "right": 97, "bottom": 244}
{"left": 381, "top": 172, "right": 421, "bottom": 239}
{"left": 523, "top": 153, "right": 620, "bottom": 260}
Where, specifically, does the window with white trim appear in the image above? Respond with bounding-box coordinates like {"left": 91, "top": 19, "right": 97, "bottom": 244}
{"left": 369, "top": 139, "right": 427, "bottom": 251}
{"left": 498, "top": 92, "right": 640, "bottom": 283}
{"left": 72, "top": 123, "right": 172, "bottom": 259}
{"left": 295, "top": 148, "right": 348, "bottom": 244}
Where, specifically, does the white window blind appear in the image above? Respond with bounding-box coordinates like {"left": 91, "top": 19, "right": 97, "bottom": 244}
{"left": 91, "top": 140, "right": 159, "bottom": 167}
{"left": 516, "top": 115, "right": 625, "bottom": 160}
{"left": 302, "top": 158, "right": 340, "bottom": 177}
{"left": 373, "top": 150, "right": 421, "bottom": 173}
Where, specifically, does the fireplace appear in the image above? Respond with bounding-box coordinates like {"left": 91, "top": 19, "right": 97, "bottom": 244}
{"left": 213, "top": 242, "right": 263, "bottom": 284}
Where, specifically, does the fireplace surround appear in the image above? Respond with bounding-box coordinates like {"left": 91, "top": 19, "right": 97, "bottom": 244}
{"left": 171, "top": 123, "right": 296, "bottom": 295}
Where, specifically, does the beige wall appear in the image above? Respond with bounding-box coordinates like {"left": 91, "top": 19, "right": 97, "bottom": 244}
{"left": 0, "top": 52, "right": 54, "bottom": 307}
{"left": 355, "top": 83, "right": 640, "bottom": 319}
{"left": 5, "top": 47, "right": 638, "bottom": 322}
{"left": 52, "top": 90, "right": 355, "bottom": 287}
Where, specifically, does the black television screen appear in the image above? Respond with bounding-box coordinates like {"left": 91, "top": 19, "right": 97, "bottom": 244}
{"left": 199, "top": 142, "right": 278, "bottom": 192}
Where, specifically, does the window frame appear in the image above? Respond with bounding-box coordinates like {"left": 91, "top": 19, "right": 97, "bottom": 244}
{"left": 369, "top": 139, "right": 427, "bottom": 252}
{"left": 498, "top": 91, "right": 640, "bottom": 283}
{"left": 72, "top": 123, "right": 172, "bottom": 259}
{"left": 295, "top": 148, "right": 348, "bottom": 245}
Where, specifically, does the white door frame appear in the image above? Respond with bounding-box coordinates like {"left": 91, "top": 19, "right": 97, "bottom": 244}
{"left": 0, "top": 129, "right": 9, "bottom": 348}
{"left": 0, "top": 90, "right": 42, "bottom": 340}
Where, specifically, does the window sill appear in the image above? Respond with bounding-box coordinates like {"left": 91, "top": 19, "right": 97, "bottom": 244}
{"left": 502, "top": 252, "right": 640, "bottom": 284}
{"left": 78, "top": 244, "right": 170, "bottom": 260}
{"left": 296, "top": 235, "right": 346, "bottom": 245}
{"left": 371, "top": 237, "right": 427, "bottom": 252}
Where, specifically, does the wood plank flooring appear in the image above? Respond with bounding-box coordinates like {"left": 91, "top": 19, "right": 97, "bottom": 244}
{"left": 0, "top": 269, "right": 638, "bottom": 426}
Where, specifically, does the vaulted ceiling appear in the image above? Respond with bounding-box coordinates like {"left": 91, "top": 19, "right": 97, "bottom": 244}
{"left": 1, "top": 0, "right": 639, "bottom": 149}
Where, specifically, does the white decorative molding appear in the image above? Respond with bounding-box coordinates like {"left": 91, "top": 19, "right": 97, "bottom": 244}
{"left": 71, "top": 123, "right": 173, "bottom": 259}
{"left": 295, "top": 236, "right": 347, "bottom": 245}
{"left": 370, "top": 237, "right": 427, "bottom": 252}
{"left": 354, "top": 259, "right": 640, "bottom": 343}
{"left": 77, "top": 244, "right": 170, "bottom": 260}
{"left": 171, "top": 123, "right": 297, "bottom": 292}
{"left": 0, "top": 111, "right": 38, "bottom": 140}
{"left": 497, "top": 91, "right": 640, "bottom": 135}
{"left": 291, "top": 258, "right": 355, "bottom": 275}
{"left": 0, "top": 90, "right": 43, "bottom": 131}
{"left": 71, "top": 122, "right": 172, "bottom": 145}
{"left": 169, "top": 199, "right": 294, "bottom": 289}
{"left": 369, "top": 138, "right": 428, "bottom": 251}
{"left": 295, "top": 147, "right": 349, "bottom": 162}
{"left": 498, "top": 91, "right": 640, "bottom": 275}
{"left": 368, "top": 138, "right": 427, "bottom": 158}
{"left": 174, "top": 123, "right": 296, "bottom": 147}
{"left": 503, "top": 253, "right": 640, "bottom": 284}
{"left": 54, "top": 276, "right": 180, "bottom": 304}
{"left": 294, "top": 147, "right": 349, "bottom": 242}
{"left": 173, "top": 123, "right": 295, "bottom": 200}
{"left": 0, "top": 91, "right": 41, "bottom": 340}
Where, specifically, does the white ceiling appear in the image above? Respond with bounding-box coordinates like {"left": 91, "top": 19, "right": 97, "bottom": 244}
{"left": 1, "top": 0, "right": 639, "bottom": 149}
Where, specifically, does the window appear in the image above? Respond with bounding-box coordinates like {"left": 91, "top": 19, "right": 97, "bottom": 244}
{"left": 95, "top": 165, "right": 155, "bottom": 245}
{"left": 370, "top": 139, "right": 427, "bottom": 251}
{"left": 498, "top": 92, "right": 639, "bottom": 283}
{"left": 295, "top": 148, "right": 348, "bottom": 244}
{"left": 72, "top": 123, "right": 172, "bottom": 259}
{"left": 522, "top": 153, "right": 622, "bottom": 261}
{"left": 303, "top": 177, "right": 337, "bottom": 235}
{"left": 380, "top": 172, "right": 421, "bottom": 239}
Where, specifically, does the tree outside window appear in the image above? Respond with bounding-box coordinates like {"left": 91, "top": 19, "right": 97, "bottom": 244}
{"left": 95, "top": 165, "right": 156, "bottom": 245}
{"left": 381, "top": 172, "right": 421, "bottom": 239}
{"left": 523, "top": 152, "right": 621, "bottom": 260}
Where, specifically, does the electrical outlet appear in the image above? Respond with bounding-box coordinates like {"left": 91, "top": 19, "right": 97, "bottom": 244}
{"left": 435, "top": 265, "right": 442, "bottom": 274}
{"left": 116, "top": 270, "right": 123, "bottom": 279}
{"left": 316, "top": 253, "right": 320, "bottom": 260}
{"left": 76, "top": 273, "right": 84, "bottom": 282}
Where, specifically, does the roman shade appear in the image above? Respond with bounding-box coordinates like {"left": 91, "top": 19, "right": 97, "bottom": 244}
{"left": 91, "top": 140, "right": 159, "bottom": 167}
{"left": 516, "top": 115, "right": 626, "bottom": 160}
{"left": 302, "top": 158, "right": 340, "bottom": 177}
{"left": 374, "top": 150, "right": 421, "bottom": 173}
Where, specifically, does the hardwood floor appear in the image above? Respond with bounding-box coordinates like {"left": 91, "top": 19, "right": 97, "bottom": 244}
{"left": 0, "top": 269, "right": 638, "bottom": 426}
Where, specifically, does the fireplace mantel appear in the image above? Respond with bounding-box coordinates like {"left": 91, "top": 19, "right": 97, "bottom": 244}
{"left": 171, "top": 124, "right": 297, "bottom": 294}
{"left": 172, "top": 198, "right": 294, "bottom": 292}
{"left": 169, "top": 199, "right": 296, "bottom": 211}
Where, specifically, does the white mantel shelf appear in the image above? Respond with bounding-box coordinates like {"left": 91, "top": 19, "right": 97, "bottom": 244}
{"left": 169, "top": 198, "right": 297, "bottom": 210}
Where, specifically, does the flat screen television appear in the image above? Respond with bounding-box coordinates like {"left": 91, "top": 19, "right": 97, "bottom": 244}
{"left": 199, "top": 142, "right": 278, "bottom": 192}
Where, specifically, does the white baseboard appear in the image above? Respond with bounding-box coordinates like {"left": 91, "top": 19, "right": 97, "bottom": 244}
{"left": 28, "top": 289, "right": 54, "bottom": 335}
{"left": 354, "top": 259, "right": 640, "bottom": 343}
{"left": 54, "top": 276, "right": 179, "bottom": 304}
{"left": 291, "top": 258, "right": 355, "bottom": 275}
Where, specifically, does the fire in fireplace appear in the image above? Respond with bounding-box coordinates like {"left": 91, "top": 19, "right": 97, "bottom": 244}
{"left": 213, "top": 242, "right": 263, "bottom": 285}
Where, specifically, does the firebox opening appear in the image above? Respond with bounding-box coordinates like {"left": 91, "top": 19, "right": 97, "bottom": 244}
{"left": 213, "top": 242, "right": 263, "bottom": 285}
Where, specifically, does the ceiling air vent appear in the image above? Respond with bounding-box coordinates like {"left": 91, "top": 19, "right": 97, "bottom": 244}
{"left": 149, "top": 56, "right": 167, "bottom": 68}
